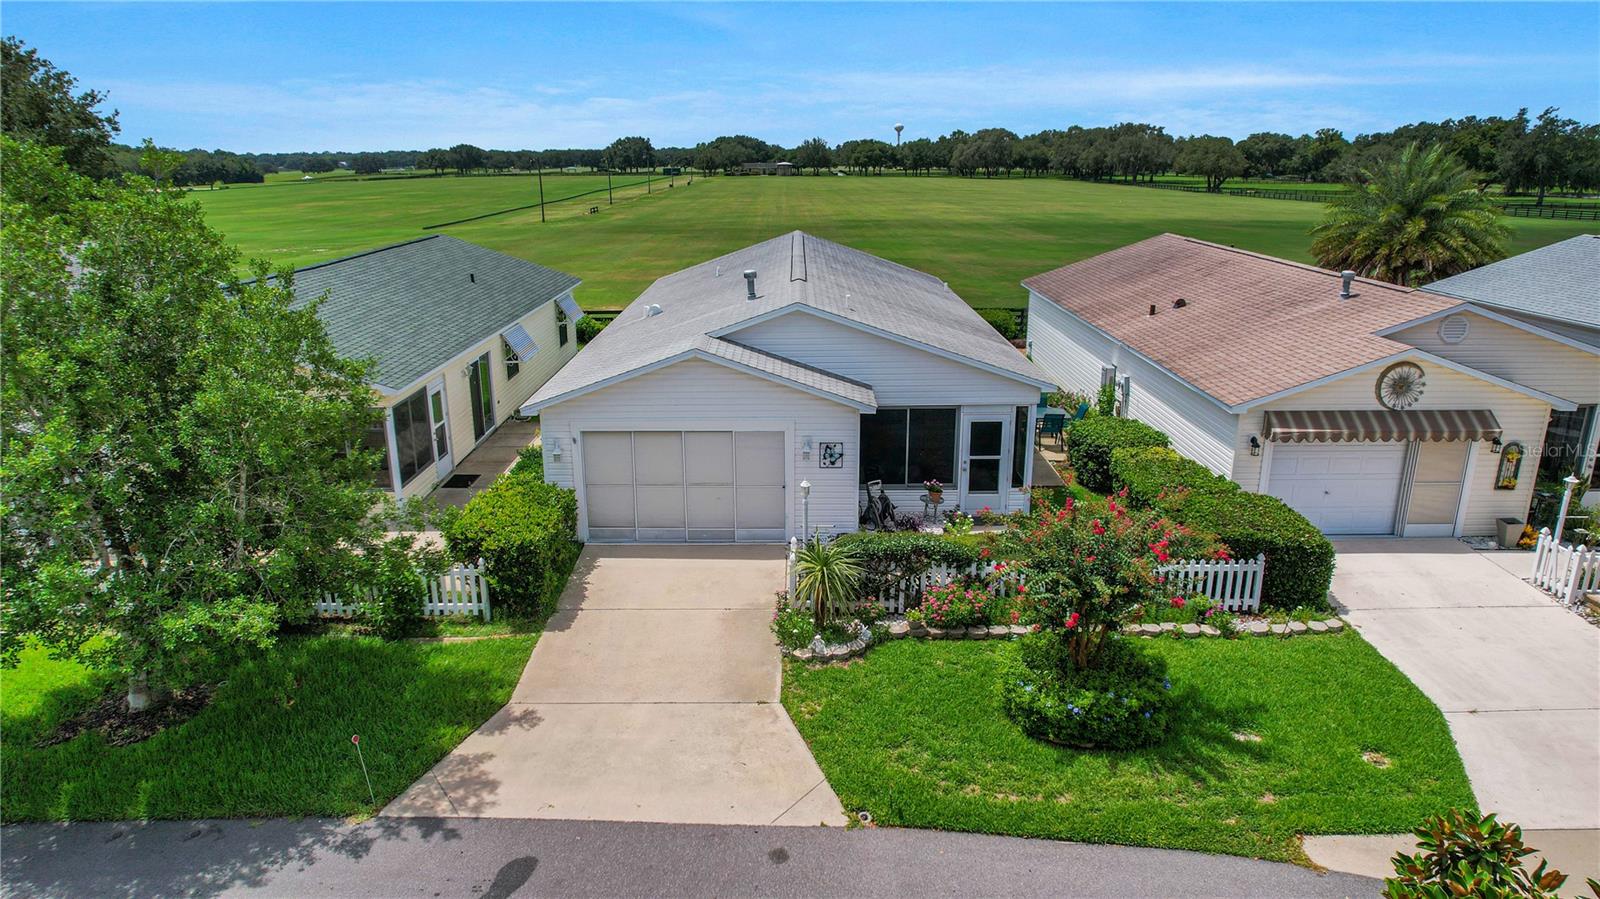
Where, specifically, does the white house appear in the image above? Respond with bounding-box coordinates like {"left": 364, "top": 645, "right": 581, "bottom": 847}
{"left": 1024, "top": 234, "right": 1599, "bottom": 537}
{"left": 524, "top": 231, "right": 1055, "bottom": 543}
{"left": 288, "top": 235, "right": 584, "bottom": 500}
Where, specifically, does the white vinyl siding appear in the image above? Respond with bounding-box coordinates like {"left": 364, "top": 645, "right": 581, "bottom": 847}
{"left": 728, "top": 312, "right": 1038, "bottom": 407}
{"left": 1237, "top": 362, "right": 1551, "bottom": 537}
{"left": 1026, "top": 290, "right": 1239, "bottom": 475}
{"left": 540, "top": 358, "right": 860, "bottom": 540}
{"left": 1389, "top": 312, "right": 1600, "bottom": 405}
{"left": 383, "top": 290, "right": 580, "bottom": 500}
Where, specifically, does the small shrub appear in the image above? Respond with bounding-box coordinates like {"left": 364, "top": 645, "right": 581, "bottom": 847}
{"left": 1110, "top": 446, "right": 1237, "bottom": 508}
{"left": 1065, "top": 416, "right": 1169, "bottom": 493}
{"left": 977, "top": 308, "right": 1021, "bottom": 340}
{"left": 795, "top": 537, "right": 862, "bottom": 630}
{"left": 1096, "top": 382, "right": 1118, "bottom": 416}
{"left": 771, "top": 591, "right": 813, "bottom": 650}
{"left": 998, "top": 635, "right": 1174, "bottom": 750}
{"left": 357, "top": 536, "right": 446, "bottom": 639}
{"left": 442, "top": 468, "right": 579, "bottom": 616}
{"left": 1384, "top": 810, "right": 1569, "bottom": 898}
{"left": 1166, "top": 490, "right": 1335, "bottom": 609}
{"left": 919, "top": 578, "right": 996, "bottom": 629}
{"left": 576, "top": 315, "right": 607, "bottom": 344}
{"left": 943, "top": 510, "right": 974, "bottom": 536}
{"left": 510, "top": 441, "right": 544, "bottom": 479}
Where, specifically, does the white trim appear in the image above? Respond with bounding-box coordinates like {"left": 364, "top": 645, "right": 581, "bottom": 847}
{"left": 384, "top": 406, "right": 403, "bottom": 501}
{"left": 712, "top": 303, "right": 1056, "bottom": 390}
{"left": 1257, "top": 440, "right": 1274, "bottom": 493}
{"left": 428, "top": 376, "right": 453, "bottom": 478}
{"left": 1230, "top": 348, "right": 1577, "bottom": 413}
{"left": 1454, "top": 440, "right": 1481, "bottom": 537}
{"left": 1378, "top": 302, "right": 1600, "bottom": 357}
{"left": 957, "top": 411, "right": 1010, "bottom": 513}
{"left": 1023, "top": 288, "right": 1238, "bottom": 415}
{"left": 522, "top": 348, "right": 877, "bottom": 415}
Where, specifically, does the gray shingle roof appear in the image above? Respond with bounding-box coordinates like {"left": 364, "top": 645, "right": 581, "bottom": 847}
{"left": 526, "top": 231, "right": 1049, "bottom": 410}
{"left": 1425, "top": 235, "right": 1600, "bottom": 334}
{"left": 285, "top": 235, "right": 581, "bottom": 391}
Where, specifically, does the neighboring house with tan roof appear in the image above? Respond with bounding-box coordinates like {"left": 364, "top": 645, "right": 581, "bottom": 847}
{"left": 1025, "top": 233, "right": 1598, "bottom": 537}
{"left": 286, "top": 235, "right": 584, "bottom": 501}
{"left": 524, "top": 231, "right": 1055, "bottom": 543}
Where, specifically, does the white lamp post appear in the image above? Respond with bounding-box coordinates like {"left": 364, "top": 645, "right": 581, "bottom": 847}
{"left": 1553, "top": 474, "right": 1581, "bottom": 541}
{"left": 800, "top": 480, "right": 811, "bottom": 539}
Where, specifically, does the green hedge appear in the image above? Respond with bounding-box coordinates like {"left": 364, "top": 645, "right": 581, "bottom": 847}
{"left": 977, "top": 308, "right": 1021, "bottom": 341}
{"left": 442, "top": 468, "right": 579, "bottom": 616}
{"left": 1110, "top": 446, "right": 1238, "bottom": 507}
{"left": 1164, "top": 490, "right": 1335, "bottom": 609}
{"left": 1065, "top": 416, "right": 1170, "bottom": 493}
{"left": 832, "top": 531, "right": 990, "bottom": 602}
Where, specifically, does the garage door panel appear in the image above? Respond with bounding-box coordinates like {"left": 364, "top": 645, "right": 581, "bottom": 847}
{"left": 736, "top": 486, "right": 785, "bottom": 529}
{"left": 684, "top": 432, "right": 733, "bottom": 485}
{"left": 687, "top": 486, "right": 735, "bottom": 528}
{"left": 585, "top": 485, "right": 637, "bottom": 528}
{"left": 632, "top": 433, "right": 684, "bottom": 485}
{"left": 583, "top": 432, "right": 634, "bottom": 485}
{"left": 735, "top": 432, "right": 784, "bottom": 486}
{"left": 634, "top": 485, "right": 685, "bottom": 529}
{"left": 1268, "top": 442, "right": 1405, "bottom": 536}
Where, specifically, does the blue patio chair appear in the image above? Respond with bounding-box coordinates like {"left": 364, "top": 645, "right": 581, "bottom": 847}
{"left": 1070, "top": 401, "right": 1089, "bottom": 422}
{"left": 1039, "top": 413, "right": 1067, "bottom": 447}
{"left": 1036, "top": 391, "right": 1053, "bottom": 411}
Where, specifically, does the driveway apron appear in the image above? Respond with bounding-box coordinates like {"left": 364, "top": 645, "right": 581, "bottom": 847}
{"left": 1329, "top": 538, "right": 1600, "bottom": 838}
{"left": 384, "top": 544, "right": 847, "bottom": 826}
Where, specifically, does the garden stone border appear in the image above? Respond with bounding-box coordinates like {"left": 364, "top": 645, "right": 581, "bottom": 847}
{"left": 788, "top": 614, "right": 1347, "bottom": 662}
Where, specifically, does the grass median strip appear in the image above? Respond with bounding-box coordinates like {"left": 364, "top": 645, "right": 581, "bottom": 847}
{"left": 2, "top": 634, "right": 535, "bottom": 822}
{"left": 782, "top": 632, "right": 1474, "bottom": 863}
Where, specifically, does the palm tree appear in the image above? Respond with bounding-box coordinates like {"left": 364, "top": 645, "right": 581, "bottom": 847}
{"left": 794, "top": 537, "right": 862, "bottom": 632}
{"left": 1311, "top": 142, "right": 1510, "bottom": 286}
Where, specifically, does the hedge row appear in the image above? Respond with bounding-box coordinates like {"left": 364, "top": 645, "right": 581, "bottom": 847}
{"left": 1065, "top": 415, "right": 1169, "bottom": 493}
{"left": 443, "top": 466, "right": 579, "bottom": 615}
{"left": 1103, "top": 439, "right": 1334, "bottom": 609}
{"left": 832, "top": 531, "right": 990, "bottom": 601}
{"left": 977, "top": 308, "right": 1021, "bottom": 340}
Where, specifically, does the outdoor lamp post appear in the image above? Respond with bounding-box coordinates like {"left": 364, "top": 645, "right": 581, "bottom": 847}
{"left": 800, "top": 480, "right": 811, "bottom": 538}
{"left": 1553, "top": 474, "right": 1581, "bottom": 540}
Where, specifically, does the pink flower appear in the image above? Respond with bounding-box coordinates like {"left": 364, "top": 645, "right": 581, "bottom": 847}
{"left": 1065, "top": 612, "right": 1080, "bottom": 630}
{"left": 1010, "top": 609, "right": 1020, "bottom": 624}
{"left": 1016, "top": 583, "right": 1027, "bottom": 594}
{"left": 979, "top": 547, "right": 991, "bottom": 558}
{"left": 1091, "top": 519, "right": 1106, "bottom": 535}
{"left": 1170, "top": 596, "right": 1186, "bottom": 609}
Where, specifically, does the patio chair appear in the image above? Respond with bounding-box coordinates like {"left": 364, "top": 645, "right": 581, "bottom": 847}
{"left": 1036, "top": 391, "right": 1053, "bottom": 412}
{"left": 1070, "top": 401, "right": 1089, "bottom": 421}
{"left": 1039, "top": 413, "right": 1067, "bottom": 447}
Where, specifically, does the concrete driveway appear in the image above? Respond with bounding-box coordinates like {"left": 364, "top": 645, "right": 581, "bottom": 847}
{"left": 385, "top": 544, "right": 846, "bottom": 827}
{"left": 1322, "top": 539, "right": 1598, "bottom": 873}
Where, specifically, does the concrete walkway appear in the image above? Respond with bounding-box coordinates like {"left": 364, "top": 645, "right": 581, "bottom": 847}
{"left": 384, "top": 545, "right": 847, "bottom": 826}
{"left": 431, "top": 418, "right": 538, "bottom": 509}
{"left": 2, "top": 817, "right": 1382, "bottom": 898}
{"left": 1306, "top": 538, "right": 1600, "bottom": 880}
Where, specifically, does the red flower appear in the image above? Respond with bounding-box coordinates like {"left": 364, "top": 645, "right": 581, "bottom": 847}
{"left": 1064, "top": 612, "right": 1080, "bottom": 630}
{"left": 1091, "top": 519, "right": 1106, "bottom": 535}
{"left": 1170, "top": 596, "right": 1186, "bottom": 608}
{"left": 1010, "top": 609, "right": 1020, "bottom": 624}
{"left": 979, "top": 546, "right": 991, "bottom": 558}
{"left": 1016, "top": 583, "right": 1027, "bottom": 594}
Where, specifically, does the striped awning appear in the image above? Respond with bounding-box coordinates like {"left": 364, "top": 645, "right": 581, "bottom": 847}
{"left": 1263, "top": 409, "right": 1502, "bottom": 443}
{"left": 501, "top": 323, "right": 538, "bottom": 360}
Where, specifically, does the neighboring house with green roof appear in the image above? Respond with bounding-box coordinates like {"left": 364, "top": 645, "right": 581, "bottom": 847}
{"left": 288, "top": 235, "right": 583, "bottom": 500}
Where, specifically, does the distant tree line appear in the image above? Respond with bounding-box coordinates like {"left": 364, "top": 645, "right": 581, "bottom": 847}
{"left": 6, "top": 34, "right": 1596, "bottom": 199}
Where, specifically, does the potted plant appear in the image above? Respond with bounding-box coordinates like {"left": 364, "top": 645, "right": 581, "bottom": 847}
{"left": 923, "top": 479, "right": 944, "bottom": 503}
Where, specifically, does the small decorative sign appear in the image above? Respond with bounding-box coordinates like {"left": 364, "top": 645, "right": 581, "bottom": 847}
{"left": 1495, "top": 441, "right": 1524, "bottom": 490}
{"left": 818, "top": 442, "right": 844, "bottom": 468}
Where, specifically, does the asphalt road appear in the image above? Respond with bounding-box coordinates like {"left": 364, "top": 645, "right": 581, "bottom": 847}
{"left": 2, "top": 817, "right": 1379, "bottom": 898}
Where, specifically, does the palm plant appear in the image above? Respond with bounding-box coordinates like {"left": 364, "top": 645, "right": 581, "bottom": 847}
{"left": 1311, "top": 142, "right": 1510, "bottom": 286}
{"left": 794, "top": 537, "right": 863, "bottom": 632}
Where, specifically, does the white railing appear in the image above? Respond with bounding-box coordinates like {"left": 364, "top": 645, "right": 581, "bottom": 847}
{"left": 787, "top": 537, "right": 799, "bottom": 596}
{"left": 1531, "top": 529, "right": 1600, "bottom": 608}
{"left": 874, "top": 561, "right": 1027, "bottom": 614}
{"left": 1155, "top": 554, "right": 1267, "bottom": 613}
{"left": 315, "top": 559, "right": 491, "bottom": 621}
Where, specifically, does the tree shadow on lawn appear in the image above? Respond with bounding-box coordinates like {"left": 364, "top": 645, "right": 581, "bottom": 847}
{"left": 2, "top": 634, "right": 534, "bottom": 824}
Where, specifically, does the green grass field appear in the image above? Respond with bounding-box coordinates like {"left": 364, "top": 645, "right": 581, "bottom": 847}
{"left": 1, "top": 635, "right": 536, "bottom": 822}
{"left": 783, "top": 634, "right": 1475, "bottom": 863}
{"left": 188, "top": 174, "right": 1595, "bottom": 311}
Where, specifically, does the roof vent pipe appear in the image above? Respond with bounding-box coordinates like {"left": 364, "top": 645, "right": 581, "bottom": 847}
{"left": 1340, "top": 270, "right": 1356, "bottom": 299}
{"left": 744, "top": 269, "right": 758, "bottom": 301}
{"left": 469, "top": 273, "right": 475, "bottom": 283}
{"left": 645, "top": 303, "right": 663, "bottom": 318}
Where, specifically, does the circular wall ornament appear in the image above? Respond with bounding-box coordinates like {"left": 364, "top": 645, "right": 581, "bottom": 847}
{"left": 1375, "top": 361, "right": 1426, "bottom": 410}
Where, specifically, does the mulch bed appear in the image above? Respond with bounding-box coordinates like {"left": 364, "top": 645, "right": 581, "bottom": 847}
{"left": 36, "top": 684, "right": 215, "bottom": 748}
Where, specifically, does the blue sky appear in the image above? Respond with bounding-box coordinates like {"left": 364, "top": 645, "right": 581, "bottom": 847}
{"left": 5, "top": 2, "right": 1597, "bottom": 152}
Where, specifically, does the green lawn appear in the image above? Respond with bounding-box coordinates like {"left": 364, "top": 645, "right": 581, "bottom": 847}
{"left": 187, "top": 174, "right": 1594, "bottom": 312}
{"left": 782, "top": 633, "right": 1475, "bottom": 863}
{"left": 1, "top": 635, "right": 534, "bottom": 822}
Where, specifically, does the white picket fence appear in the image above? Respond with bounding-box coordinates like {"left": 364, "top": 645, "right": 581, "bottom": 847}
{"left": 785, "top": 539, "right": 1264, "bottom": 613}
{"left": 1530, "top": 528, "right": 1600, "bottom": 608}
{"left": 1155, "top": 554, "right": 1267, "bottom": 612}
{"left": 315, "top": 559, "right": 491, "bottom": 621}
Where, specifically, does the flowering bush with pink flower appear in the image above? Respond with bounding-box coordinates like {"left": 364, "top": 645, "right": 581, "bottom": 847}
{"left": 917, "top": 578, "right": 996, "bottom": 629}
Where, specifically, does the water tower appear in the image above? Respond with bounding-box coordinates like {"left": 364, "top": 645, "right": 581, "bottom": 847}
{"left": 894, "top": 123, "right": 904, "bottom": 145}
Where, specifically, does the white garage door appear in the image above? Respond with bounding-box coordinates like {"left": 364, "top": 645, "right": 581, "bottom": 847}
{"left": 582, "top": 430, "right": 786, "bottom": 543}
{"left": 1267, "top": 442, "right": 1406, "bottom": 535}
